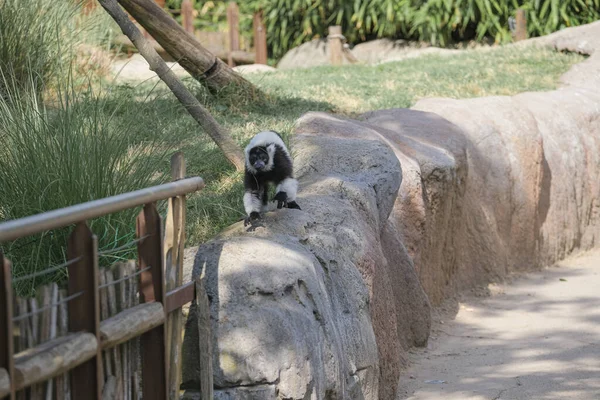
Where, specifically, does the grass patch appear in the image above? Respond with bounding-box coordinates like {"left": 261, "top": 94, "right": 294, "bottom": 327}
{"left": 0, "top": 0, "right": 115, "bottom": 94}
{"left": 0, "top": 43, "right": 583, "bottom": 289}
{"left": 250, "top": 46, "right": 583, "bottom": 114}
{"left": 107, "top": 45, "right": 583, "bottom": 245}
{"left": 0, "top": 73, "right": 174, "bottom": 294}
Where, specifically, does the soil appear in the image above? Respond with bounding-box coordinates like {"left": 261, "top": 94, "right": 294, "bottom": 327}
{"left": 397, "top": 250, "right": 600, "bottom": 400}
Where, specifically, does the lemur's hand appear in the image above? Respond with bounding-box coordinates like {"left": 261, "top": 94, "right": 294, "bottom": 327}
{"left": 274, "top": 191, "right": 288, "bottom": 209}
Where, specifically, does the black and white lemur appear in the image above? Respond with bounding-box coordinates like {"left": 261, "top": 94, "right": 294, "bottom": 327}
{"left": 244, "top": 130, "right": 301, "bottom": 225}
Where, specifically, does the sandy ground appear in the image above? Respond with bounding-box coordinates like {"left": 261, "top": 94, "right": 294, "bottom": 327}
{"left": 110, "top": 54, "right": 275, "bottom": 83}
{"left": 397, "top": 250, "right": 600, "bottom": 400}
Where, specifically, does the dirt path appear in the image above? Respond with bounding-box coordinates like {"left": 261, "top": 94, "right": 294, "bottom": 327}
{"left": 397, "top": 250, "right": 600, "bottom": 400}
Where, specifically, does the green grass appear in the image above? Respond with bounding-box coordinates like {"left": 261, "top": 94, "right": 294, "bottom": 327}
{"left": 0, "top": 44, "right": 583, "bottom": 292}
{"left": 0, "top": 73, "right": 174, "bottom": 294}
{"left": 108, "top": 45, "right": 583, "bottom": 246}
{"left": 252, "top": 46, "right": 583, "bottom": 114}
{"left": 0, "top": 0, "right": 116, "bottom": 95}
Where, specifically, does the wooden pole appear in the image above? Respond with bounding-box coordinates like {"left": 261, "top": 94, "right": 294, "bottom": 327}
{"left": 67, "top": 223, "right": 103, "bottom": 400}
{"left": 115, "top": 0, "right": 259, "bottom": 96}
{"left": 328, "top": 26, "right": 343, "bottom": 66}
{"left": 136, "top": 203, "right": 168, "bottom": 400}
{"left": 0, "top": 253, "right": 15, "bottom": 400}
{"left": 181, "top": 0, "right": 194, "bottom": 34}
{"left": 253, "top": 11, "right": 267, "bottom": 65}
{"left": 0, "top": 177, "right": 204, "bottom": 243}
{"left": 164, "top": 153, "right": 186, "bottom": 400}
{"left": 97, "top": 0, "right": 246, "bottom": 171}
{"left": 13, "top": 332, "right": 98, "bottom": 390}
{"left": 196, "top": 278, "right": 213, "bottom": 400}
{"left": 515, "top": 9, "right": 527, "bottom": 41}
{"left": 227, "top": 2, "right": 240, "bottom": 67}
{"left": 99, "top": 303, "right": 165, "bottom": 349}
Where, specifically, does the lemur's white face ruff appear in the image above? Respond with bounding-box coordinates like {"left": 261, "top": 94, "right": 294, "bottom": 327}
{"left": 265, "top": 144, "right": 276, "bottom": 171}
{"left": 246, "top": 144, "right": 275, "bottom": 174}
{"left": 245, "top": 131, "right": 289, "bottom": 173}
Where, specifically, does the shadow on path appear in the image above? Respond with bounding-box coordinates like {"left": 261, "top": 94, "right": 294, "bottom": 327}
{"left": 397, "top": 250, "right": 600, "bottom": 400}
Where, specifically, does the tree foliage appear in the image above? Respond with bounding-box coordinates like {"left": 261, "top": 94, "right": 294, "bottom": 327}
{"left": 166, "top": 0, "right": 600, "bottom": 58}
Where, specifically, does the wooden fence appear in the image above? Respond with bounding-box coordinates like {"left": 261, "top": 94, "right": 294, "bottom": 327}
{"left": 87, "top": 0, "right": 268, "bottom": 66}
{"left": 164, "top": 1, "right": 267, "bottom": 66}
{"left": 0, "top": 154, "right": 211, "bottom": 400}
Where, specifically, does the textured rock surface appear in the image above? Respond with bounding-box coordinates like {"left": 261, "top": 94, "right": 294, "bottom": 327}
{"left": 232, "top": 64, "right": 277, "bottom": 75}
{"left": 183, "top": 133, "right": 418, "bottom": 399}
{"left": 183, "top": 22, "right": 600, "bottom": 400}
{"left": 111, "top": 53, "right": 190, "bottom": 82}
{"left": 352, "top": 39, "right": 458, "bottom": 65}
{"left": 277, "top": 39, "right": 354, "bottom": 69}
{"left": 409, "top": 21, "right": 600, "bottom": 301}
{"left": 277, "top": 38, "right": 461, "bottom": 69}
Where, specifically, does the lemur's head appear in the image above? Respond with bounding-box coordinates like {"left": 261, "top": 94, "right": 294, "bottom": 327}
{"left": 247, "top": 144, "right": 275, "bottom": 172}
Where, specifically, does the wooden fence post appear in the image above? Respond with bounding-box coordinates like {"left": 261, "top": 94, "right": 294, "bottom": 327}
{"left": 515, "top": 9, "right": 527, "bottom": 41}
{"left": 181, "top": 0, "right": 194, "bottom": 34}
{"left": 0, "top": 253, "right": 15, "bottom": 400}
{"left": 328, "top": 26, "right": 343, "bottom": 66}
{"left": 195, "top": 277, "right": 213, "bottom": 400}
{"left": 253, "top": 11, "right": 268, "bottom": 65}
{"left": 227, "top": 2, "right": 240, "bottom": 67}
{"left": 137, "top": 203, "right": 168, "bottom": 400}
{"left": 165, "top": 153, "right": 186, "bottom": 399}
{"left": 67, "top": 222, "right": 102, "bottom": 400}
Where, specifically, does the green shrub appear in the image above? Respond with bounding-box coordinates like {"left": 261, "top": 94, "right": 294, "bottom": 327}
{"left": 0, "top": 0, "right": 116, "bottom": 93}
{"left": 0, "top": 0, "right": 76, "bottom": 91}
{"left": 173, "top": 0, "right": 600, "bottom": 58}
{"left": 0, "top": 72, "right": 171, "bottom": 294}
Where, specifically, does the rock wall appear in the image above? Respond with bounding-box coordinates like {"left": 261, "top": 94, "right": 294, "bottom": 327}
{"left": 183, "top": 22, "right": 600, "bottom": 400}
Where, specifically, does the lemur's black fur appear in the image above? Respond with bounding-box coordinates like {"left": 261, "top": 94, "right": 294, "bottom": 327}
{"left": 243, "top": 131, "right": 300, "bottom": 226}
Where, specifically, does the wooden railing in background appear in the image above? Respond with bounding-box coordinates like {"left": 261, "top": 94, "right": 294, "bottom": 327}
{"left": 225, "top": 2, "right": 268, "bottom": 66}
{"left": 0, "top": 154, "right": 210, "bottom": 400}
{"left": 93, "top": 0, "right": 269, "bottom": 67}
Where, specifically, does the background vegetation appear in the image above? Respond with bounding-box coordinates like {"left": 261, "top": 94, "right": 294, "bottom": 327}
{"left": 165, "top": 0, "right": 600, "bottom": 58}
{"left": 0, "top": 0, "right": 586, "bottom": 293}
{"left": 0, "top": 0, "right": 168, "bottom": 293}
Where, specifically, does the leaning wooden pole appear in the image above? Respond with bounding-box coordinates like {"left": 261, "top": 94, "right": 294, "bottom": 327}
{"left": 97, "top": 0, "right": 246, "bottom": 171}
{"left": 116, "top": 0, "right": 258, "bottom": 96}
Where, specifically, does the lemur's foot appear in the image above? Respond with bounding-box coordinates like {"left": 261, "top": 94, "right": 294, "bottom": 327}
{"left": 286, "top": 201, "right": 301, "bottom": 210}
{"left": 274, "top": 191, "right": 287, "bottom": 209}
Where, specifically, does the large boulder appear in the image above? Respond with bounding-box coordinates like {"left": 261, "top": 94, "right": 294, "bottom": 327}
{"left": 182, "top": 128, "right": 432, "bottom": 399}
{"left": 352, "top": 39, "right": 458, "bottom": 65}
{"left": 182, "top": 21, "right": 600, "bottom": 400}
{"left": 232, "top": 64, "right": 277, "bottom": 75}
{"left": 278, "top": 38, "right": 460, "bottom": 69}
{"left": 277, "top": 39, "right": 355, "bottom": 69}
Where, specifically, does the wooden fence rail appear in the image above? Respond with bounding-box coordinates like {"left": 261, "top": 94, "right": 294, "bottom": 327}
{"left": 106, "top": 0, "right": 268, "bottom": 67}
{"left": 0, "top": 154, "right": 210, "bottom": 400}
